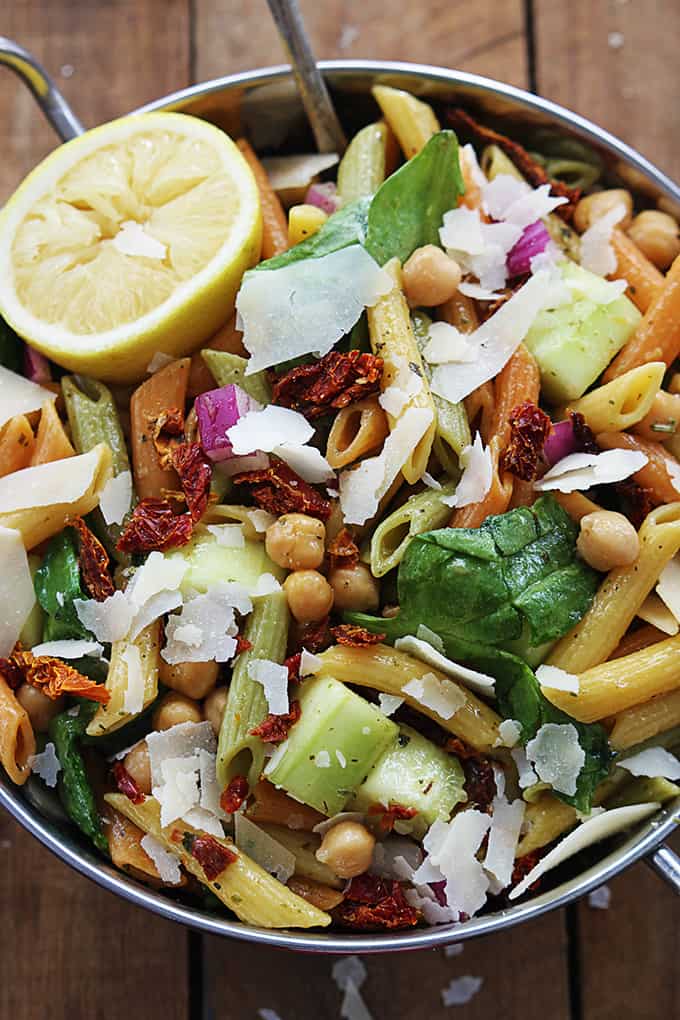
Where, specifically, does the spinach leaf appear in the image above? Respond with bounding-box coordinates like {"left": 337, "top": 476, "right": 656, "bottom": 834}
{"left": 0, "top": 317, "right": 22, "bottom": 373}
{"left": 364, "top": 130, "right": 465, "bottom": 266}
{"left": 256, "top": 197, "right": 371, "bottom": 271}
{"left": 34, "top": 530, "right": 91, "bottom": 642}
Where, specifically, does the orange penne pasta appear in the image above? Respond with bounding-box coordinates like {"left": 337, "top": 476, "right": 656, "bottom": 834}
{"left": 326, "top": 396, "right": 389, "bottom": 469}
{"left": 633, "top": 389, "right": 680, "bottom": 441}
{"left": 0, "top": 676, "right": 35, "bottom": 786}
{"left": 553, "top": 491, "right": 601, "bottom": 523}
{"left": 603, "top": 253, "right": 680, "bottom": 380}
{"left": 246, "top": 780, "right": 325, "bottom": 831}
{"left": 509, "top": 477, "right": 538, "bottom": 510}
{"left": 188, "top": 314, "right": 247, "bottom": 398}
{"left": 0, "top": 414, "right": 35, "bottom": 478}
{"left": 30, "top": 400, "right": 75, "bottom": 466}
{"left": 439, "top": 293, "right": 495, "bottom": 439}
{"left": 130, "top": 358, "right": 190, "bottom": 500}
{"left": 610, "top": 228, "right": 663, "bottom": 313}
{"left": 237, "top": 138, "right": 288, "bottom": 260}
{"left": 596, "top": 430, "right": 680, "bottom": 504}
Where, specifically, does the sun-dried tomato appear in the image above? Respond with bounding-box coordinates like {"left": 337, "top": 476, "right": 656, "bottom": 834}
{"left": 446, "top": 738, "right": 496, "bottom": 810}
{"left": 283, "top": 651, "right": 302, "bottom": 683}
{"left": 293, "top": 617, "right": 333, "bottom": 655}
{"left": 68, "top": 516, "right": 115, "bottom": 601}
{"left": 1, "top": 647, "right": 110, "bottom": 703}
{"left": 116, "top": 498, "right": 194, "bottom": 554}
{"left": 234, "top": 634, "right": 253, "bottom": 657}
{"left": 0, "top": 654, "right": 24, "bottom": 690}
{"left": 334, "top": 875, "right": 419, "bottom": 931}
{"left": 170, "top": 441, "right": 212, "bottom": 522}
{"left": 171, "top": 828, "right": 237, "bottom": 880}
{"left": 272, "top": 350, "right": 383, "bottom": 420}
{"left": 501, "top": 401, "right": 553, "bottom": 481}
{"left": 368, "top": 801, "right": 418, "bottom": 834}
{"left": 331, "top": 624, "right": 385, "bottom": 647}
{"left": 327, "top": 527, "right": 360, "bottom": 571}
{"left": 446, "top": 108, "right": 580, "bottom": 220}
{"left": 510, "top": 851, "right": 542, "bottom": 893}
{"left": 220, "top": 774, "right": 249, "bottom": 814}
{"left": 234, "top": 458, "right": 332, "bottom": 521}
{"left": 613, "top": 478, "right": 655, "bottom": 528}
{"left": 112, "top": 762, "right": 145, "bottom": 804}
{"left": 152, "top": 406, "right": 185, "bottom": 470}
{"left": 570, "top": 411, "right": 599, "bottom": 455}
{"left": 250, "top": 700, "right": 301, "bottom": 743}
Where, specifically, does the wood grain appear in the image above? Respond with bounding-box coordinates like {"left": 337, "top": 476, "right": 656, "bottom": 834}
{"left": 203, "top": 911, "right": 571, "bottom": 1020}
{"left": 0, "top": 812, "right": 189, "bottom": 1020}
{"left": 533, "top": 0, "right": 680, "bottom": 181}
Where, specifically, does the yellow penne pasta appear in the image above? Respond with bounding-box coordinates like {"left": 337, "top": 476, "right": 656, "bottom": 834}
{"left": 547, "top": 502, "right": 680, "bottom": 672}
{"left": 0, "top": 442, "right": 112, "bottom": 549}
{"left": 516, "top": 773, "right": 625, "bottom": 856}
{"left": 102, "top": 803, "right": 166, "bottom": 884}
{"left": 86, "top": 623, "right": 160, "bottom": 737}
{"left": 105, "top": 793, "right": 331, "bottom": 929}
{"left": 316, "top": 644, "right": 501, "bottom": 753}
{"left": 609, "top": 688, "right": 680, "bottom": 751}
{"left": 29, "top": 399, "right": 75, "bottom": 466}
{"left": 566, "top": 362, "right": 665, "bottom": 433}
{"left": 287, "top": 204, "right": 327, "bottom": 247}
{"left": 368, "top": 259, "right": 436, "bottom": 483}
{"left": 546, "top": 634, "right": 680, "bottom": 723}
{"left": 371, "top": 84, "right": 439, "bottom": 159}
{"left": 326, "top": 396, "right": 389, "bottom": 470}
{"left": 0, "top": 675, "right": 35, "bottom": 785}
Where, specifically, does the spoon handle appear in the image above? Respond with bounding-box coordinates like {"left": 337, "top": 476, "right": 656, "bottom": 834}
{"left": 265, "top": 0, "right": 347, "bottom": 154}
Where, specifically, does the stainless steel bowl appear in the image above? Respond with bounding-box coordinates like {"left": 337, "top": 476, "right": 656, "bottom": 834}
{"left": 2, "top": 37, "right": 680, "bottom": 952}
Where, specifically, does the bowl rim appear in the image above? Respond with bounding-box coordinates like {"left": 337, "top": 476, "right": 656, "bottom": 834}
{"left": 4, "top": 58, "right": 680, "bottom": 951}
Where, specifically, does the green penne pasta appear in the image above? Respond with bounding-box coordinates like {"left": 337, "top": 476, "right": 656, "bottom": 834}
{"left": 369, "top": 480, "right": 457, "bottom": 577}
{"left": 201, "top": 349, "right": 271, "bottom": 404}
{"left": 337, "top": 121, "right": 390, "bottom": 202}
{"left": 411, "top": 310, "right": 470, "bottom": 466}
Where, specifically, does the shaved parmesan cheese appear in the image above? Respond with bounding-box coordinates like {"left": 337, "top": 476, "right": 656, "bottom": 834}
{"left": 655, "top": 556, "right": 680, "bottom": 622}
{"left": 405, "top": 884, "right": 458, "bottom": 925}
{"left": 156, "top": 756, "right": 201, "bottom": 827}
{"left": 198, "top": 748, "right": 226, "bottom": 818}
{"left": 378, "top": 355, "right": 424, "bottom": 418}
{"left": 163, "top": 585, "right": 241, "bottom": 664}
{"left": 206, "top": 523, "right": 246, "bottom": 548}
{"left": 394, "top": 635, "right": 495, "bottom": 696}
{"left": 534, "top": 449, "right": 648, "bottom": 493}
{"left": 237, "top": 246, "right": 392, "bottom": 373}
{"left": 509, "top": 802, "right": 660, "bottom": 899}
{"left": 0, "top": 364, "right": 56, "bottom": 430}
{"left": 430, "top": 270, "right": 569, "bottom": 405}
{"left": 482, "top": 174, "right": 530, "bottom": 220}
{"left": 458, "top": 281, "right": 505, "bottom": 301}
{"left": 314, "top": 750, "right": 331, "bottom": 768}
{"left": 113, "top": 220, "right": 167, "bottom": 259}
{"left": 0, "top": 444, "right": 109, "bottom": 514}
{"left": 121, "top": 645, "right": 144, "bottom": 715}
{"left": 147, "top": 720, "right": 216, "bottom": 787}
{"left": 227, "top": 405, "right": 312, "bottom": 455}
{"left": 580, "top": 203, "right": 626, "bottom": 276}
{"left": 146, "top": 351, "right": 175, "bottom": 373}
{"left": 536, "top": 664, "right": 580, "bottom": 694}
{"left": 423, "top": 321, "right": 475, "bottom": 364}
{"left": 439, "top": 205, "right": 487, "bottom": 255}
{"left": 263, "top": 738, "right": 290, "bottom": 776}
{"left": 99, "top": 470, "right": 133, "bottom": 525}
{"left": 588, "top": 885, "right": 611, "bottom": 910}
{"left": 618, "top": 746, "right": 680, "bottom": 780}
{"left": 440, "top": 203, "right": 522, "bottom": 291}
{"left": 234, "top": 813, "right": 296, "bottom": 882}
{"left": 140, "top": 834, "right": 182, "bottom": 884}
{"left": 339, "top": 406, "right": 433, "bottom": 525}
{"left": 300, "top": 648, "right": 322, "bottom": 676}
{"left": 251, "top": 573, "right": 282, "bottom": 597}
{"left": 129, "top": 588, "right": 182, "bottom": 641}
{"left": 261, "top": 152, "right": 339, "bottom": 190}
{"left": 484, "top": 176, "right": 568, "bottom": 228}
{"left": 127, "top": 552, "right": 187, "bottom": 609}
{"left": 75, "top": 590, "right": 133, "bottom": 643}
{"left": 484, "top": 795, "right": 525, "bottom": 890}
{"left": 421, "top": 472, "right": 442, "bottom": 490}
{"left": 442, "top": 433, "right": 492, "bottom": 509}
{"left": 526, "top": 723, "right": 585, "bottom": 796}
{"left": 0, "top": 527, "right": 37, "bottom": 657}
{"left": 275, "top": 443, "right": 335, "bottom": 484}
{"left": 247, "top": 509, "right": 277, "bottom": 533}
{"left": 460, "top": 143, "right": 487, "bottom": 191}
{"left": 498, "top": 719, "right": 522, "bottom": 748}
{"left": 32, "top": 639, "right": 104, "bottom": 660}
{"left": 637, "top": 593, "right": 678, "bottom": 635}
{"left": 441, "top": 976, "right": 483, "bottom": 1007}
{"left": 424, "top": 810, "right": 492, "bottom": 917}
{"left": 182, "top": 806, "right": 225, "bottom": 837}
{"left": 378, "top": 693, "right": 404, "bottom": 717}
{"left": 511, "top": 747, "right": 538, "bottom": 789}
{"left": 666, "top": 457, "right": 680, "bottom": 495}
{"left": 248, "top": 659, "right": 289, "bottom": 716}
{"left": 28, "top": 741, "right": 61, "bottom": 787}
{"left": 402, "top": 671, "right": 466, "bottom": 720}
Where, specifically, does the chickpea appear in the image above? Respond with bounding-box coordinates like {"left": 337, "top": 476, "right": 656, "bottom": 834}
{"left": 204, "top": 686, "right": 228, "bottom": 735}
{"left": 328, "top": 563, "right": 380, "bottom": 612}
{"left": 627, "top": 210, "right": 680, "bottom": 270}
{"left": 403, "top": 245, "right": 462, "bottom": 307}
{"left": 573, "top": 189, "right": 633, "bottom": 233}
{"left": 265, "top": 513, "right": 326, "bottom": 571}
{"left": 283, "top": 569, "right": 334, "bottom": 623}
{"left": 159, "top": 658, "right": 219, "bottom": 700}
{"left": 634, "top": 390, "right": 680, "bottom": 441}
{"left": 577, "top": 510, "right": 640, "bottom": 572}
{"left": 15, "top": 684, "right": 63, "bottom": 733}
{"left": 123, "top": 741, "right": 152, "bottom": 795}
{"left": 152, "top": 691, "right": 203, "bottom": 731}
{"left": 315, "top": 821, "right": 376, "bottom": 879}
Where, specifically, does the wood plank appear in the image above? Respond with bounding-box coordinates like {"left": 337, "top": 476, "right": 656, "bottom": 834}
{"left": 533, "top": 0, "right": 680, "bottom": 181}
{"left": 194, "top": 0, "right": 528, "bottom": 89}
{"left": 0, "top": 0, "right": 191, "bottom": 203}
{"left": 0, "top": 811, "right": 189, "bottom": 1020}
{"left": 203, "top": 912, "right": 571, "bottom": 1019}
{"left": 576, "top": 830, "right": 680, "bottom": 1020}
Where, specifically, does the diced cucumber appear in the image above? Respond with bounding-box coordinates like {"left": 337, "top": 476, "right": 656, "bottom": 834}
{"left": 265, "top": 675, "right": 399, "bottom": 816}
{"left": 350, "top": 724, "right": 466, "bottom": 839}
{"left": 523, "top": 262, "right": 641, "bottom": 404}
{"left": 167, "top": 527, "right": 285, "bottom": 595}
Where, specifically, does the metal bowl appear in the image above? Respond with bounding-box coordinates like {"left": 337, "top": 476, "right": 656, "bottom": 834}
{"left": 2, "top": 38, "right": 680, "bottom": 952}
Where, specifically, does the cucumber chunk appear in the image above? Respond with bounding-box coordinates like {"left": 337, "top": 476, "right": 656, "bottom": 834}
{"left": 265, "top": 675, "right": 399, "bottom": 816}
{"left": 524, "top": 262, "right": 641, "bottom": 404}
{"left": 350, "top": 724, "right": 466, "bottom": 839}
{"left": 167, "top": 527, "right": 285, "bottom": 596}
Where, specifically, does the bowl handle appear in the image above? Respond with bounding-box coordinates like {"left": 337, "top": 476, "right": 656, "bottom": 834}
{"left": 645, "top": 842, "right": 680, "bottom": 894}
{"left": 0, "top": 37, "right": 83, "bottom": 141}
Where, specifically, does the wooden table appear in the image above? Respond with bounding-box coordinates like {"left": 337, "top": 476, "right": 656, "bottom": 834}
{"left": 1, "top": 2, "right": 679, "bottom": 1017}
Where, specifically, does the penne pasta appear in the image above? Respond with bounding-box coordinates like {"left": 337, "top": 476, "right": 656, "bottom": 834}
{"left": 258, "top": 824, "right": 343, "bottom": 889}
{"left": 633, "top": 389, "right": 680, "bottom": 442}
{"left": 0, "top": 675, "right": 35, "bottom": 785}
{"left": 336, "top": 121, "right": 392, "bottom": 202}
{"left": 130, "top": 357, "right": 190, "bottom": 500}
{"left": 610, "top": 228, "right": 664, "bottom": 313}
{"left": 553, "top": 491, "right": 602, "bottom": 523}
{"left": 287, "top": 204, "right": 327, "bottom": 247}
{"left": 596, "top": 430, "right": 680, "bottom": 505}
{"left": 370, "top": 480, "right": 457, "bottom": 577}
{"left": 30, "top": 399, "right": 75, "bottom": 466}
{"left": 566, "top": 362, "right": 664, "bottom": 433}
{"left": 608, "top": 688, "right": 680, "bottom": 751}
{"left": 316, "top": 644, "right": 502, "bottom": 753}
{"left": 188, "top": 314, "right": 247, "bottom": 398}
{"left": 86, "top": 623, "right": 161, "bottom": 737}
{"left": 0, "top": 414, "right": 35, "bottom": 478}
{"left": 371, "top": 84, "right": 439, "bottom": 159}
{"left": 325, "top": 396, "right": 389, "bottom": 470}
{"left": 102, "top": 803, "right": 167, "bottom": 884}
{"left": 515, "top": 772, "right": 625, "bottom": 856}
{"left": 368, "top": 259, "right": 436, "bottom": 483}
{"left": 548, "top": 502, "right": 680, "bottom": 672}
{"left": 236, "top": 138, "right": 287, "bottom": 259}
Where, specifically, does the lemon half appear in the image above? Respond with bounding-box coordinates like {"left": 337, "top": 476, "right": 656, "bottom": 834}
{"left": 0, "top": 113, "right": 262, "bottom": 382}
